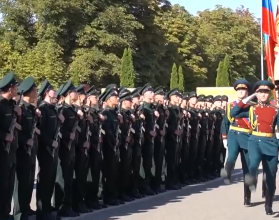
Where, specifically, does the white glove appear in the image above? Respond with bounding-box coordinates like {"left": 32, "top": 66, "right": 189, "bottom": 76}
{"left": 242, "top": 93, "right": 257, "bottom": 104}
{"left": 223, "top": 139, "right": 228, "bottom": 149}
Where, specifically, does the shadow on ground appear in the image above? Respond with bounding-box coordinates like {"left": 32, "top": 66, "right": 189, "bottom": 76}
{"left": 68, "top": 169, "right": 244, "bottom": 220}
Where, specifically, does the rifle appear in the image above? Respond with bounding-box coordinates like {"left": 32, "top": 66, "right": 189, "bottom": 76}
{"left": 115, "top": 103, "right": 122, "bottom": 152}
{"left": 27, "top": 110, "right": 39, "bottom": 155}
{"left": 84, "top": 103, "right": 92, "bottom": 155}
{"left": 6, "top": 91, "right": 23, "bottom": 153}
{"left": 66, "top": 109, "right": 80, "bottom": 150}
{"left": 136, "top": 107, "right": 145, "bottom": 147}
{"left": 185, "top": 102, "right": 191, "bottom": 144}
{"left": 124, "top": 113, "right": 135, "bottom": 149}
{"left": 209, "top": 111, "right": 216, "bottom": 141}
{"left": 96, "top": 112, "right": 106, "bottom": 152}
{"left": 160, "top": 104, "right": 168, "bottom": 143}
{"left": 151, "top": 104, "right": 159, "bottom": 144}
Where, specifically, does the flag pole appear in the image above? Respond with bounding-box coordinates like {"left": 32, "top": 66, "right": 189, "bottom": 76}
{"left": 261, "top": 9, "right": 264, "bottom": 80}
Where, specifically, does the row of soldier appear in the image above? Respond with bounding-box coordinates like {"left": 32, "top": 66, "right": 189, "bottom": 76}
{"left": 0, "top": 72, "right": 229, "bottom": 220}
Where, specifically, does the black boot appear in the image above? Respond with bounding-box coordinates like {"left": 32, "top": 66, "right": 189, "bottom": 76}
{"left": 244, "top": 185, "right": 251, "bottom": 206}
{"left": 220, "top": 163, "right": 233, "bottom": 184}
{"left": 265, "top": 189, "right": 274, "bottom": 215}
{"left": 262, "top": 181, "right": 266, "bottom": 198}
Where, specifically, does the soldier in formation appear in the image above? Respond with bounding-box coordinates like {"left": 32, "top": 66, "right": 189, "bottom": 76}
{"left": 0, "top": 71, "right": 238, "bottom": 220}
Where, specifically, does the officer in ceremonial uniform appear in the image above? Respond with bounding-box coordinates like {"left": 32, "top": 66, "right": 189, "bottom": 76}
{"left": 118, "top": 89, "right": 135, "bottom": 202}
{"left": 211, "top": 95, "right": 224, "bottom": 177}
{"left": 152, "top": 87, "right": 167, "bottom": 193}
{"left": 0, "top": 72, "right": 20, "bottom": 220}
{"left": 14, "top": 77, "right": 39, "bottom": 220}
{"left": 72, "top": 85, "right": 92, "bottom": 213}
{"left": 101, "top": 87, "right": 122, "bottom": 206}
{"left": 37, "top": 80, "right": 62, "bottom": 220}
{"left": 57, "top": 81, "right": 79, "bottom": 217}
{"left": 139, "top": 83, "right": 158, "bottom": 195}
{"left": 237, "top": 80, "right": 278, "bottom": 215}
{"left": 84, "top": 86, "right": 106, "bottom": 209}
{"left": 221, "top": 79, "right": 252, "bottom": 205}
{"left": 165, "top": 89, "right": 183, "bottom": 190}
{"left": 129, "top": 88, "right": 145, "bottom": 199}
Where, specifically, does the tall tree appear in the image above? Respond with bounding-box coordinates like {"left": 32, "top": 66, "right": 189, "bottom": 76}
{"left": 178, "top": 65, "right": 184, "bottom": 91}
{"left": 170, "top": 63, "right": 178, "bottom": 89}
{"left": 127, "top": 48, "right": 135, "bottom": 87}
{"left": 216, "top": 54, "right": 230, "bottom": 87}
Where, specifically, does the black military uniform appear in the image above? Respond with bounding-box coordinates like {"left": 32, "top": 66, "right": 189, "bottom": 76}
{"left": 56, "top": 81, "right": 79, "bottom": 217}
{"left": 14, "top": 77, "right": 38, "bottom": 220}
{"left": 101, "top": 87, "right": 122, "bottom": 206}
{"left": 165, "top": 89, "right": 182, "bottom": 190}
{"left": 118, "top": 89, "right": 134, "bottom": 202}
{"left": 211, "top": 95, "right": 224, "bottom": 177}
{"left": 139, "top": 84, "right": 156, "bottom": 195}
{"left": 203, "top": 95, "right": 215, "bottom": 180}
{"left": 179, "top": 93, "right": 191, "bottom": 185}
{"left": 152, "top": 87, "right": 167, "bottom": 193}
{"left": 195, "top": 95, "right": 208, "bottom": 182}
{"left": 36, "top": 80, "right": 60, "bottom": 220}
{"left": 0, "top": 73, "right": 19, "bottom": 220}
{"left": 72, "top": 85, "right": 91, "bottom": 213}
{"left": 187, "top": 92, "right": 200, "bottom": 183}
{"left": 85, "top": 87, "right": 105, "bottom": 209}
{"left": 221, "top": 95, "right": 228, "bottom": 168}
{"left": 129, "top": 88, "right": 145, "bottom": 199}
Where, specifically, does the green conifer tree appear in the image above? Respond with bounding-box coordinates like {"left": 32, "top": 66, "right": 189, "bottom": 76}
{"left": 216, "top": 54, "right": 230, "bottom": 87}
{"left": 170, "top": 63, "right": 178, "bottom": 89}
{"left": 178, "top": 65, "right": 184, "bottom": 91}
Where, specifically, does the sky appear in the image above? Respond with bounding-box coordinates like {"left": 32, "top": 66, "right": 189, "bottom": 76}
{"left": 170, "top": 0, "right": 278, "bottom": 18}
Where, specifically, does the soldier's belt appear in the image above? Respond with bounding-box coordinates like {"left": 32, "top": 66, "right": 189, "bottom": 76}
{"left": 230, "top": 126, "right": 252, "bottom": 133}
{"left": 252, "top": 131, "right": 275, "bottom": 137}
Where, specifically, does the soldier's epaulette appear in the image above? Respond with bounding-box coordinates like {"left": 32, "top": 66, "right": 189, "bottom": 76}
{"left": 39, "top": 102, "right": 46, "bottom": 108}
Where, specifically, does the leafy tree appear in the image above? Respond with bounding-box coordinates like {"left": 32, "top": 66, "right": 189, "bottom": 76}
{"left": 170, "top": 63, "right": 178, "bottom": 89}
{"left": 178, "top": 65, "right": 184, "bottom": 91}
{"left": 216, "top": 54, "right": 230, "bottom": 86}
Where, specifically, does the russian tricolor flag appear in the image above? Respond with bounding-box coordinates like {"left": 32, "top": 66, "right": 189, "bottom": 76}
{"left": 262, "top": 0, "right": 277, "bottom": 79}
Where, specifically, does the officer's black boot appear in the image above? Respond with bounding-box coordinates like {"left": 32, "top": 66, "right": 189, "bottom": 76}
{"left": 244, "top": 185, "right": 251, "bottom": 206}
{"left": 265, "top": 189, "right": 274, "bottom": 215}
{"left": 262, "top": 181, "right": 266, "bottom": 198}
{"left": 244, "top": 174, "right": 257, "bottom": 192}
{"left": 220, "top": 163, "right": 233, "bottom": 184}
{"left": 59, "top": 205, "right": 80, "bottom": 217}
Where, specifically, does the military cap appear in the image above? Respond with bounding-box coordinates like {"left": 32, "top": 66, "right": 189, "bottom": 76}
{"left": 166, "top": 88, "right": 180, "bottom": 98}
{"left": 119, "top": 87, "right": 129, "bottom": 96}
{"left": 102, "top": 88, "right": 118, "bottom": 101}
{"left": 76, "top": 84, "right": 86, "bottom": 95}
{"left": 182, "top": 92, "right": 189, "bottom": 100}
{"left": 119, "top": 90, "right": 132, "bottom": 102}
{"left": 205, "top": 95, "right": 213, "bottom": 103}
{"left": 0, "top": 72, "right": 19, "bottom": 90}
{"left": 18, "top": 76, "right": 37, "bottom": 95}
{"left": 188, "top": 91, "right": 197, "bottom": 98}
{"left": 60, "top": 80, "right": 76, "bottom": 97}
{"left": 119, "top": 86, "right": 126, "bottom": 94}
{"left": 38, "top": 80, "right": 53, "bottom": 97}
{"left": 221, "top": 95, "right": 228, "bottom": 102}
{"left": 130, "top": 88, "right": 140, "bottom": 98}
{"left": 154, "top": 86, "right": 164, "bottom": 95}
{"left": 56, "top": 84, "right": 65, "bottom": 98}
{"left": 86, "top": 85, "right": 100, "bottom": 96}
{"left": 213, "top": 95, "right": 222, "bottom": 102}
{"left": 233, "top": 79, "right": 251, "bottom": 91}
{"left": 105, "top": 84, "right": 117, "bottom": 92}
{"left": 197, "top": 94, "right": 205, "bottom": 102}
{"left": 139, "top": 83, "right": 154, "bottom": 95}
{"left": 253, "top": 80, "right": 275, "bottom": 92}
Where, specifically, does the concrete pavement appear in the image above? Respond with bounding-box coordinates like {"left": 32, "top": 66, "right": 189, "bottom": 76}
{"left": 26, "top": 159, "right": 279, "bottom": 220}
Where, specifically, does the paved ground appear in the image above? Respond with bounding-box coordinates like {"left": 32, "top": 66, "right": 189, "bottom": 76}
{"left": 25, "top": 158, "right": 279, "bottom": 220}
